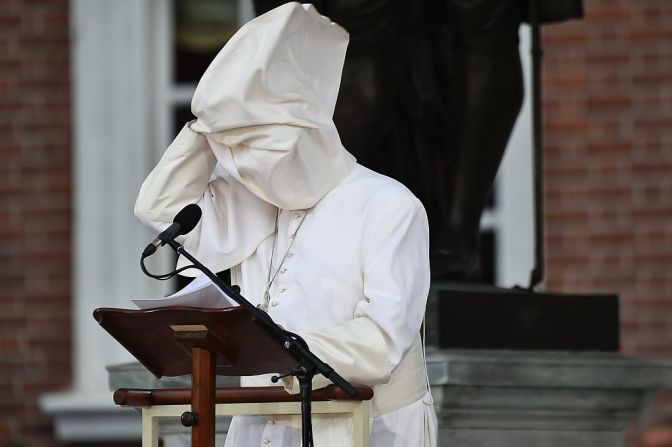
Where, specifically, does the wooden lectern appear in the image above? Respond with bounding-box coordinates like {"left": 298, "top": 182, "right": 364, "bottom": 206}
{"left": 94, "top": 306, "right": 373, "bottom": 447}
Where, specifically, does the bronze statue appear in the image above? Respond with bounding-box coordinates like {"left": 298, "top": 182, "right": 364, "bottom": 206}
{"left": 254, "top": 0, "right": 524, "bottom": 282}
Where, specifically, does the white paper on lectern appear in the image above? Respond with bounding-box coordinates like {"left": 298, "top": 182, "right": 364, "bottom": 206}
{"left": 132, "top": 273, "right": 240, "bottom": 310}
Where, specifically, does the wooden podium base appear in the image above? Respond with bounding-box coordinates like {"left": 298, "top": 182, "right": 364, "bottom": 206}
{"left": 115, "top": 385, "right": 373, "bottom": 447}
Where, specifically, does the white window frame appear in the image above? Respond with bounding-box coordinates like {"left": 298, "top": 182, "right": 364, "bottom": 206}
{"left": 39, "top": 0, "right": 253, "bottom": 441}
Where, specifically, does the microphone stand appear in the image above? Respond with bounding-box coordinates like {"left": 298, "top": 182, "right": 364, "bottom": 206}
{"left": 145, "top": 238, "right": 358, "bottom": 447}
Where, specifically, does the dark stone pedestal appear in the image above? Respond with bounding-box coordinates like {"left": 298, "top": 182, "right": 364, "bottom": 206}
{"left": 432, "top": 283, "right": 619, "bottom": 350}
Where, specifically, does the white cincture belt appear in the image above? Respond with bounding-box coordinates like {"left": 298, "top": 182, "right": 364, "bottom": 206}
{"left": 241, "top": 334, "right": 427, "bottom": 418}
{"left": 369, "top": 334, "right": 427, "bottom": 417}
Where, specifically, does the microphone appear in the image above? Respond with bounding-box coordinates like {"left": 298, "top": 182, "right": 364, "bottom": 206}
{"left": 142, "top": 204, "right": 202, "bottom": 257}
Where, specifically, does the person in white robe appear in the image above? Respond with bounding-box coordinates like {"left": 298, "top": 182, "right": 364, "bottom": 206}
{"left": 134, "top": 3, "right": 437, "bottom": 446}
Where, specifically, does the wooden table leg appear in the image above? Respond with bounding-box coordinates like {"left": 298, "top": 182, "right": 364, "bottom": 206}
{"left": 192, "top": 347, "right": 216, "bottom": 447}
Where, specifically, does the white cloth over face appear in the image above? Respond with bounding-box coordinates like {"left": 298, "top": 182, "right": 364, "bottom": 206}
{"left": 190, "top": 2, "right": 354, "bottom": 212}
{"left": 136, "top": 2, "right": 355, "bottom": 275}
{"left": 135, "top": 2, "right": 437, "bottom": 446}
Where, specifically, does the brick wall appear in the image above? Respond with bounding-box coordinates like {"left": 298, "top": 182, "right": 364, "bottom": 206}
{"left": 0, "top": 0, "right": 670, "bottom": 445}
{"left": 0, "top": 0, "right": 73, "bottom": 445}
{"left": 542, "top": 0, "right": 672, "bottom": 356}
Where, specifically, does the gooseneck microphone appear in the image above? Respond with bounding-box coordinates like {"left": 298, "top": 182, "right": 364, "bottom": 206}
{"left": 142, "top": 204, "right": 202, "bottom": 257}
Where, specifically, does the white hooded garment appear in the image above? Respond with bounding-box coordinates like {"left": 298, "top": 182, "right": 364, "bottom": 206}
{"left": 136, "top": 2, "right": 355, "bottom": 276}
{"left": 135, "top": 3, "right": 437, "bottom": 447}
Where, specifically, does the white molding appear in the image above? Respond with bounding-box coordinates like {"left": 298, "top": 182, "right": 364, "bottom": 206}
{"left": 69, "top": 0, "right": 172, "bottom": 394}
{"left": 41, "top": 0, "right": 171, "bottom": 440}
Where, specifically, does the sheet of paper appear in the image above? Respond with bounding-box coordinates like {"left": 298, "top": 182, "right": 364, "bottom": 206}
{"left": 132, "top": 273, "right": 240, "bottom": 310}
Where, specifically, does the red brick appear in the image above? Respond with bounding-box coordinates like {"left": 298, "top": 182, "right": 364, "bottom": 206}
{"left": 630, "top": 27, "right": 672, "bottom": 41}
{"left": 545, "top": 73, "right": 589, "bottom": 89}
{"left": 544, "top": 31, "right": 589, "bottom": 47}
{"left": 586, "top": 5, "right": 634, "bottom": 22}
{"left": 545, "top": 124, "right": 592, "bottom": 140}
{"left": 589, "top": 232, "right": 635, "bottom": 245}
{"left": 0, "top": 0, "right": 71, "bottom": 443}
{"left": 586, "top": 96, "right": 632, "bottom": 110}
{"left": 585, "top": 52, "right": 632, "bottom": 65}
{"left": 633, "top": 71, "right": 672, "bottom": 85}
{"left": 541, "top": 0, "right": 672, "bottom": 356}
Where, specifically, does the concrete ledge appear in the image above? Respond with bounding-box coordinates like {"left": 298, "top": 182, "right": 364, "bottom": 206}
{"left": 39, "top": 391, "right": 140, "bottom": 442}
{"left": 95, "top": 350, "right": 672, "bottom": 446}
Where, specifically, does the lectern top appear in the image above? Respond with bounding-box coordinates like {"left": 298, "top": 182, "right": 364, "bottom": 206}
{"left": 94, "top": 306, "right": 299, "bottom": 378}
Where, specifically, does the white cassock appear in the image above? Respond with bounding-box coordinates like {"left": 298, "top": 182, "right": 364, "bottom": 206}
{"left": 134, "top": 3, "right": 437, "bottom": 446}
{"left": 228, "top": 160, "right": 438, "bottom": 447}
{"left": 136, "top": 126, "right": 437, "bottom": 447}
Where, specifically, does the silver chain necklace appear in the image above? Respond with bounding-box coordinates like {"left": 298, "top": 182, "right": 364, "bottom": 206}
{"left": 259, "top": 208, "right": 309, "bottom": 312}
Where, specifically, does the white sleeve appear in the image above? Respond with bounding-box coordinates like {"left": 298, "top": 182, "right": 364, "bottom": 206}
{"left": 358, "top": 193, "right": 431, "bottom": 368}
{"left": 284, "top": 193, "right": 430, "bottom": 392}
{"left": 134, "top": 122, "right": 276, "bottom": 275}
{"left": 134, "top": 122, "right": 216, "bottom": 230}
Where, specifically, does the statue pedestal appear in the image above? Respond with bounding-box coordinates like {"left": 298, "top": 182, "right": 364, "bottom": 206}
{"left": 108, "top": 350, "right": 672, "bottom": 446}
{"left": 430, "top": 284, "right": 619, "bottom": 350}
